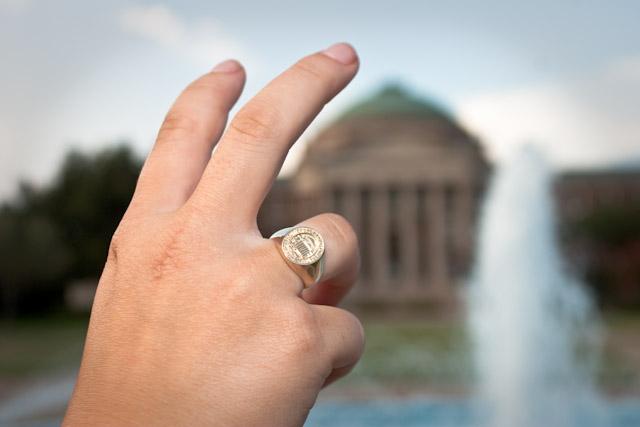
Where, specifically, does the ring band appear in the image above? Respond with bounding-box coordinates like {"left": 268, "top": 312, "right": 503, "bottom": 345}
{"left": 270, "top": 226, "right": 325, "bottom": 288}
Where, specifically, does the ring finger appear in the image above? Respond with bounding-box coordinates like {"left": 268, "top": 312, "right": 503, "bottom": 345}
{"left": 271, "top": 213, "right": 359, "bottom": 305}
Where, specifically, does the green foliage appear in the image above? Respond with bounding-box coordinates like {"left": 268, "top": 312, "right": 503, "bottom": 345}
{"left": 576, "top": 204, "right": 640, "bottom": 247}
{"left": 0, "top": 144, "right": 142, "bottom": 317}
{"left": 0, "top": 314, "right": 87, "bottom": 377}
{"left": 41, "top": 146, "right": 142, "bottom": 278}
{"left": 569, "top": 203, "right": 640, "bottom": 307}
{"left": 0, "top": 207, "right": 72, "bottom": 317}
{"left": 343, "top": 319, "right": 473, "bottom": 389}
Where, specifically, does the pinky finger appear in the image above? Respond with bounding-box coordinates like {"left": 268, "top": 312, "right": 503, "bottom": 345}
{"left": 311, "top": 304, "right": 365, "bottom": 387}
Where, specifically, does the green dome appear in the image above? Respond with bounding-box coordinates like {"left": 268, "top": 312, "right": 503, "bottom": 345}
{"left": 340, "top": 83, "right": 452, "bottom": 121}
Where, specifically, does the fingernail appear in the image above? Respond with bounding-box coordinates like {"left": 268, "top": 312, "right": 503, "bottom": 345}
{"left": 212, "top": 59, "right": 242, "bottom": 73}
{"left": 322, "top": 42, "right": 358, "bottom": 65}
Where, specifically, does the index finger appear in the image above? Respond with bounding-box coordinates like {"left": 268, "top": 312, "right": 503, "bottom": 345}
{"left": 187, "top": 43, "right": 359, "bottom": 229}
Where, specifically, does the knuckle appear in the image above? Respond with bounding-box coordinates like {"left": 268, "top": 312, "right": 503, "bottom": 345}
{"left": 156, "top": 112, "right": 201, "bottom": 146}
{"left": 343, "top": 310, "right": 366, "bottom": 353}
{"left": 229, "top": 100, "right": 282, "bottom": 142}
{"left": 293, "top": 59, "right": 332, "bottom": 97}
{"left": 323, "top": 213, "right": 357, "bottom": 247}
{"left": 107, "top": 218, "right": 135, "bottom": 264}
{"left": 280, "top": 305, "right": 321, "bottom": 356}
{"left": 293, "top": 60, "right": 325, "bottom": 82}
{"left": 186, "top": 81, "right": 232, "bottom": 116}
{"left": 147, "top": 219, "right": 192, "bottom": 281}
{"left": 107, "top": 230, "right": 124, "bottom": 264}
{"left": 187, "top": 76, "right": 222, "bottom": 93}
{"left": 177, "top": 203, "right": 211, "bottom": 233}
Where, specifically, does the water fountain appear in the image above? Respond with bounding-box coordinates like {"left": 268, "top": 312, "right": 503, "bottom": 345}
{"left": 468, "top": 146, "right": 606, "bottom": 427}
{"left": 307, "top": 146, "right": 640, "bottom": 427}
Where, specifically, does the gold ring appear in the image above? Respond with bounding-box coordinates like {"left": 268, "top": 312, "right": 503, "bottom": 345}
{"left": 270, "top": 226, "right": 325, "bottom": 288}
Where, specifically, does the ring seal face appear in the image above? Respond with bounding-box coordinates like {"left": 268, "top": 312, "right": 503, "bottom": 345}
{"left": 281, "top": 227, "right": 325, "bottom": 266}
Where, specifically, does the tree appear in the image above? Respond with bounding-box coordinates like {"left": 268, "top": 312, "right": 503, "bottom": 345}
{"left": 0, "top": 144, "right": 142, "bottom": 317}
{"left": 0, "top": 206, "right": 71, "bottom": 317}
{"left": 41, "top": 145, "right": 142, "bottom": 279}
{"left": 573, "top": 204, "right": 640, "bottom": 307}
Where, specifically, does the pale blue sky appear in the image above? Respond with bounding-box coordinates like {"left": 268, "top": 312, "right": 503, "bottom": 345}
{"left": 1, "top": 0, "right": 639, "bottom": 198}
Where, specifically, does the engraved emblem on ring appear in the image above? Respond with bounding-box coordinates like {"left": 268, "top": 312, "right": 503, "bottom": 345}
{"left": 281, "top": 227, "right": 324, "bottom": 266}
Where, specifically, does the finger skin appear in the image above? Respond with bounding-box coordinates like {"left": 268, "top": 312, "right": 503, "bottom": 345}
{"left": 189, "top": 44, "right": 359, "bottom": 228}
{"left": 312, "top": 304, "right": 365, "bottom": 386}
{"left": 293, "top": 213, "right": 360, "bottom": 306}
{"left": 130, "top": 61, "right": 246, "bottom": 215}
{"left": 63, "top": 45, "right": 366, "bottom": 427}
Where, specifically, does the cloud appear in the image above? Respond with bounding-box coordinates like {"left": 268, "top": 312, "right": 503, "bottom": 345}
{"left": 119, "top": 4, "right": 255, "bottom": 69}
{"left": 606, "top": 56, "right": 640, "bottom": 84}
{"left": 0, "top": 0, "right": 30, "bottom": 13}
{"left": 454, "top": 56, "right": 640, "bottom": 169}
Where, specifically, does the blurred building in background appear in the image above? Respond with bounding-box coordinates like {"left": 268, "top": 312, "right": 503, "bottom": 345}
{"left": 260, "top": 84, "right": 640, "bottom": 308}
{"left": 259, "top": 85, "right": 490, "bottom": 304}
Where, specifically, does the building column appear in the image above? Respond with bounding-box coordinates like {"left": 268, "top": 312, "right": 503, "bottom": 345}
{"left": 399, "top": 186, "right": 420, "bottom": 291}
{"left": 427, "top": 184, "right": 448, "bottom": 296}
{"left": 341, "top": 185, "right": 363, "bottom": 295}
{"left": 298, "top": 186, "right": 331, "bottom": 222}
{"left": 341, "top": 185, "right": 361, "bottom": 240}
{"left": 452, "top": 185, "right": 474, "bottom": 278}
{"left": 370, "top": 185, "right": 389, "bottom": 294}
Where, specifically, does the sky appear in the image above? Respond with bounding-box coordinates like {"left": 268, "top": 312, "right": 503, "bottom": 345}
{"left": 1, "top": 0, "right": 639, "bottom": 199}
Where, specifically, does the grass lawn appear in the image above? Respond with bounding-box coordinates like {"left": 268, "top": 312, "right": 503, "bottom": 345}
{"left": 340, "top": 316, "right": 473, "bottom": 394}
{"left": 600, "top": 311, "right": 640, "bottom": 395}
{"left": 0, "top": 315, "right": 88, "bottom": 381}
{"left": 1, "top": 310, "right": 640, "bottom": 398}
{"left": 333, "top": 311, "right": 640, "bottom": 397}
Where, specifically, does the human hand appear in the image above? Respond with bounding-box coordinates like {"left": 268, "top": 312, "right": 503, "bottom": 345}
{"left": 63, "top": 43, "right": 363, "bottom": 427}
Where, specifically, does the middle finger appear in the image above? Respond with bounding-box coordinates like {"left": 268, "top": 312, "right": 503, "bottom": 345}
{"left": 187, "top": 43, "right": 359, "bottom": 229}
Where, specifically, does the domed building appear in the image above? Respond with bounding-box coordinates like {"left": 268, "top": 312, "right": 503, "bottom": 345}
{"left": 259, "top": 85, "right": 490, "bottom": 304}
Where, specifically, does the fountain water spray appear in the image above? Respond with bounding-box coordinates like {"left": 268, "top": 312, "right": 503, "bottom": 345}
{"left": 468, "top": 147, "right": 606, "bottom": 427}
